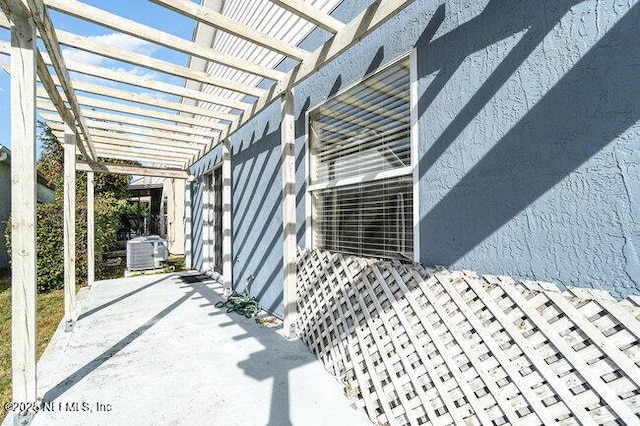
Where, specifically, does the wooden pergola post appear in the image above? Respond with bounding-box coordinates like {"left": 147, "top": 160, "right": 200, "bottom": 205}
{"left": 281, "top": 90, "right": 297, "bottom": 339}
{"left": 9, "top": 0, "right": 38, "bottom": 414}
{"left": 222, "top": 138, "right": 232, "bottom": 294}
{"left": 184, "top": 180, "right": 192, "bottom": 270}
{"left": 87, "top": 170, "right": 95, "bottom": 286}
{"left": 63, "top": 114, "right": 77, "bottom": 331}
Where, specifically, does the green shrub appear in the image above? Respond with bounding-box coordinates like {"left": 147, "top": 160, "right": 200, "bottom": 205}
{"left": 5, "top": 123, "right": 137, "bottom": 292}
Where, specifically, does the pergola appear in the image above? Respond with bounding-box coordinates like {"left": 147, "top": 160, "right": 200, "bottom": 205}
{"left": 1, "top": 0, "right": 412, "bottom": 421}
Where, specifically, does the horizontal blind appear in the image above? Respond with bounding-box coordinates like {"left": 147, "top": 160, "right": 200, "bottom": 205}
{"left": 310, "top": 57, "right": 411, "bottom": 184}
{"left": 309, "top": 56, "right": 413, "bottom": 260}
{"left": 312, "top": 176, "right": 413, "bottom": 259}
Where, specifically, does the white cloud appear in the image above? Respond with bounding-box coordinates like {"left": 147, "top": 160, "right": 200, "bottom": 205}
{"left": 62, "top": 32, "right": 159, "bottom": 67}
{"left": 112, "top": 66, "right": 161, "bottom": 82}
{"left": 61, "top": 32, "right": 169, "bottom": 93}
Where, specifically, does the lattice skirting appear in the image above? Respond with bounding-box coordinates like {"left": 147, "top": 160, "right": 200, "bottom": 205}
{"left": 295, "top": 248, "right": 640, "bottom": 426}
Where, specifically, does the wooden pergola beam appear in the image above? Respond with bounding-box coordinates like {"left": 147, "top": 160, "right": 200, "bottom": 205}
{"left": 93, "top": 142, "right": 197, "bottom": 160}
{"left": 37, "top": 89, "right": 228, "bottom": 131}
{"left": 45, "top": 0, "right": 284, "bottom": 81}
{"left": 269, "top": 0, "right": 344, "bottom": 33}
{"left": 62, "top": 115, "right": 77, "bottom": 331}
{"left": 0, "top": 40, "right": 252, "bottom": 111}
{"left": 95, "top": 151, "right": 186, "bottom": 168}
{"left": 93, "top": 145, "right": 191, "bottom": 160}
{"left": 77, "top": 160, "right": 189, "bottom": 179}
{"left": 280, "top": 90, "right": 297, "bottom": 339}
{"left": 4, "top": 63, "right": 239, "bottom": 123}
{"left": 150, "top": 0, "right": 310, "bottom": 61}
{"left": 0, "top": 36, "right": 92, "bottom": 159}
{"left": 38, "top": 100, "right": 220, "bottom": 139}
{"left": 222, "top": 139, "right": 232, "bottom": 294}
{"left": 198, "top": 0, "right": 416, "bottom": 164}
{"left": 0, "top": 13, "right": 264, "bottom": 99}
{"left": 41, "top": 112, "right": 211, "bottom": 146}
{"left": 49, "top": 72, "right": 238, "bottom": 122}
{"left": 11, "top": 0, "right": 98, "bottom": 161}
{"left": 7, "top": 1, "right": 37, "bottom": 415}
{"left": 52, "top": 131, "right": 196, "bottom": 158}
{"left": 87, "top": 171, "right": 95, "bottom": 287}
{"left": 48, "top": 125, "right": 203, "bottom": 153}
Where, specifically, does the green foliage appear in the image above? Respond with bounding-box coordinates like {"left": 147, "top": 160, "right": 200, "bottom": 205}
{"left": 5, "top": 123, "right": 138, "bottom": 292}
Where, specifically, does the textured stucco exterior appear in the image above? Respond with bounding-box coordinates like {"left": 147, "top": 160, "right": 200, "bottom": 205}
{"left": 190, "top": 0, "right": 640, "bottom": 315}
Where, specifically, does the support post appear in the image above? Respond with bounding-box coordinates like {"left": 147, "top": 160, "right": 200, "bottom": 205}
{"left": 63, "top": 115, "right": 76, "bottom": 331}
{"left": 9, "top": 2, "right": 38, "bottom": 421}
{"left": 87, "top": 171, "right": 95, "bottom": 287}
{"left": 184, "top": 180, "right": 192, "bottom": 270}
{"left": 281, "top": 90, "right": 297, "bottom": 339}
{"left": 222, "top": 139, "right": 232, "bottom": 295}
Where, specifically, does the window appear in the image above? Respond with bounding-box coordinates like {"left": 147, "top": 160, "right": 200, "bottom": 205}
{"left": 308, "top": 56, "right": 414, "bottom": 260}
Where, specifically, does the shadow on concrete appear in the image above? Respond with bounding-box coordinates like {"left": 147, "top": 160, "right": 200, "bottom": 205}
{"left": 179, "top": 275, "right": 310, "bottom": 426}
{"left": 44, "top": 284, "right": 197, "bottom": 403}
{"left": 78, "top": 275, "right": 171, "bottom": 321}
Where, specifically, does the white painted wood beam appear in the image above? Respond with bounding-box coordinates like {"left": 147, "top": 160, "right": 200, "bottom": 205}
{"left": 281, "top": 90, "right": 297, "bottom": 339}
{"left": 92, "top": 148, "right": 190, "bottom": 163}
{"left": 222, "top": 139, "right": 232, "bottom": 294}
{"left": 44, "top": 0, "right": 284, "bottom": 81}
{"left": 0, "top": 44, "right": 92, "bottom": 159}
{"left": 32, "top": 69, "right": 239, "bottom": 122}
{"left": 150, "top": 0, "right": 310, "bottom": 61}
{"left": 8, "top": 0, "right": 37, "bottom": 412}
{"left": 11, "top": 0, "right": 98, "bottom": 161}
{"left": 184, "top": 180, "right": 193, "bottom": 269}
{"left": 93, "top": 145, "right": 191, "bottom": 162}
{"left": 196, "top": 0, "right": 416, "bottom": 165}
{"left": 77, "top": 160, "right": 189, "bottom": 179}
{"left": 95, "top": 151, "right": 186, "bottom": 168}
{"left": 40, "top": 112, "right": 211, "bottom": 146}
{"left": 0, "top": 13, "right": 264, "bottom": 98}
{"left": 52, "top": 131, "right": 195, "bottom": 159}
{"left": 37, "top": 89, "right": 228, "bottom": 131}
{"left": 86, "top": 171, "right": 95, "bottom": 287}
{"left": 269, "top": 0, "right": 344, "bottom": 33}
{"left": 0, "top": 40, "right": 252, "bottom": 111}
{"left": 47, "top": 122, "right": 206, "bottom": 152}
{"left": 38, "top": 100, "right": 220, "bottom": 139}
{"left": 63, "top": 115, "right": 77, "bottom": 330}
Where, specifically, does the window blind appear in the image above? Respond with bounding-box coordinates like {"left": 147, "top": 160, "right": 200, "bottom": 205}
{"left": 310, "top": 57, "right": 411, "bottom": 184}
{"left": 312, "top": 175, "right": 413, "bottom": 259}
{"left": 309, "top": 57, "right": 413, "bottom": 260}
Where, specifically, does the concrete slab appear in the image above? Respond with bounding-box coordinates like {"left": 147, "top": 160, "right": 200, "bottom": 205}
{"left": 3, "top": 273, "right": 369, "bottom": 426}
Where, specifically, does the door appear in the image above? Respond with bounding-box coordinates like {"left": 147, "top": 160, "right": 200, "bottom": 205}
{"left": 204, "top": 167, "right": 223, "bottom": 273}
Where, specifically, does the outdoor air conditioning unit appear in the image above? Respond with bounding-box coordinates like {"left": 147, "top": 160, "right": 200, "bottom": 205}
{"left": 126, "top": 236, "right": 168, "bottom": 271}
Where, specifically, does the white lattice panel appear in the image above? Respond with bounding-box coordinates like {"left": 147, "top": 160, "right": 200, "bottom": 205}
{"left": 296, "top": 248, "right": 640, "bottom": 426}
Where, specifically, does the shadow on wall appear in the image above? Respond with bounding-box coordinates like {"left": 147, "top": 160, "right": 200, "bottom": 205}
{"left": 232, "top": 122, "right": 286, "bottom": 315}
{"left": 417, "top": 0, "right": 640, "bottom": 289}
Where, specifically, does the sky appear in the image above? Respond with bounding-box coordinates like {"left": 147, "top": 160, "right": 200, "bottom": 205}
{"left": 0, "top": 1, "right": 197, "bottom": 158}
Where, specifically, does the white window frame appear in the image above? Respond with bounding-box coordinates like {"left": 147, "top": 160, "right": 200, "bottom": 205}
{"left": 304, "top": 49, "right": 420, "bottom": 262}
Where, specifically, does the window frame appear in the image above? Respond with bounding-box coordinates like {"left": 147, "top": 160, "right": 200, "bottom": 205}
{"left": 304, "top": 49, "right": 420, "bottom": 262}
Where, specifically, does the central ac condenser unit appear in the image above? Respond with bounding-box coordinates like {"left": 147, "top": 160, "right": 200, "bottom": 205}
{"left": 126, "top": 236, "right": 168, "bottom": 271}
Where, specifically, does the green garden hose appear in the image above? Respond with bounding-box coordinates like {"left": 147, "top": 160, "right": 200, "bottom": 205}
{"left": 215, "top": 289, "right": 260, "bottom": 318}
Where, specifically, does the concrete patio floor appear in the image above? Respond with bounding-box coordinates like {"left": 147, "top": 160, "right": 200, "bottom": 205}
{"left": 3, "top": 272, "right": 369, "bottom": 426}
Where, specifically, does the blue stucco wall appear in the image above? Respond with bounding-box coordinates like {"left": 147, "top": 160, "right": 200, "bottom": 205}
{"left": 190, "top": 0, "right": 640, "bottom": 315}
{"left": 415, "top": 0, "right": 640, "bottom": 298}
